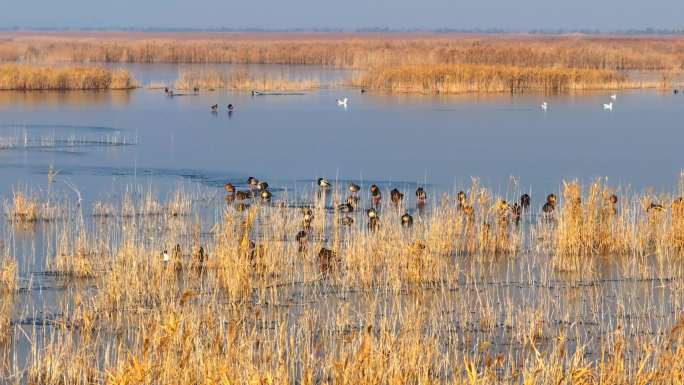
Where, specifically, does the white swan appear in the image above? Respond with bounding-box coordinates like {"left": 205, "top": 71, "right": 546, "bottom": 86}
{"left": 603, "top": 102, "right": 613, "bottom": 110}
{"left": 610, "top": 94, "right": 617, "bottom": 100}
{"left": 541, "top": 102, "right": 548, "bottom": 110}
{"left": 336, "top": 97, "right": 348, "bottom": 107}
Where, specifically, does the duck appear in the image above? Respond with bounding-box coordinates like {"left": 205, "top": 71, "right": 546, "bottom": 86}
{"left": 341, "top": 216, "right": 354, "bottom": 226}
{"left": 520, "top": 193, "right": 531, "bottom": 210}
{"left": 349, "top": 182, "right": 361, "bottom": 194}
{"left": 541, "top": 102, "right": 548, "bottom": 111}
{"left": 511, "top": 203, "right": 522, "bottom": 225}
{"left": 610, "top": 94, "right": 617, "bottom": 100}
{"left": 603, "top": 102, "right": 613, "bottom": 111}
{"left": 236, "top": 190, "right": 253, "bottom": 200}
{"left": 369, "top": 217, "right": 381, "bottom": 232}
{"left": 338, "top": 202, "right": 354, "bottom": 213}
{"left": 542, "top": 194, "right": 556, "bottom": 215}
{"left": 164, "top": 87, "right": 169, "bottom": 94}
{"left": 224, "top": 183, "right": 236, "bottom": 194}
{"left": 302, "top": 208, "right": 314, "bottom": 228}
{"left": 257, "top": 181, "right": 269, "bottom": 191}
{"left": 390, "top": 189, "right": 404, "bottom": 206}
{"left": 415, "top": 187, "right": 427, "bottom": 207}
{"left": 366, "top": 208, "right": 378, "bottom": 219}
{"left": 260, "top": 190, "right": 272, "bottom": 201}
{"left": 336, "top": 97, "right": 348, "bottom": 107}
{"left": 647, "top": 202, "right": 665, "bottom": 212}
{"left": 162, "top": 249, "right": 170, "bottom": 263}
{"left": 401, "top": 213, "right": 413, "bottom": 227}
{"left": 675, "top": 89, "right": 680, "bottom": 95}
{"left": 457, "top": 191, "right": 467, "bottom": 210}
{"left": 211, "top": 104, "right": 218, "bottom": 112}
{"left": 193, "top": 87, "right": 200, "bottom": 93}
{"left": 317, "top": 247, "right": 339, "bottom": 275}
{"left": 370, "top": 184, "right": 381, "bottom": 206}
{"left": 247, "top": 177, "right": 259, "bottom": 189}
{"left": 227, "top": 104, "right": 234, "bottom": 111}
{"left": 295, "top": 230, "right": 308, "bottom": 252}
{"left": 318, "top": 178, "right": 332, "bottom": 189}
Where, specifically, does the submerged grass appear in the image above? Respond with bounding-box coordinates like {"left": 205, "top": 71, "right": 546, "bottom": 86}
{"left": 355, "top": 64, "right": 664, "bottom": 94}
{"left": 0, "top": 64, "right": 138, "bottom": 90}
{"left": 3, "top": 176, "right": 684, "bottom": 384}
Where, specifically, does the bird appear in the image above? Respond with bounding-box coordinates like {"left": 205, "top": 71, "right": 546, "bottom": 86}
{"left": 370, "top": 184, "right": 381, "bottom": 206}
{"left": 247, "top": 177, "right": 259, "bottom": 189}
{"left": 338, "top": 202, "right": 354, "bottom": 213}
{"left": 457, "top": 191, "right": 467, "bottom": 210}
{"left": 235, "top": 191, "right": 253, "bottom": 200}
{"left": 349, "top": 183, "right": 361, "bottom": 194}
{"left": 341, "top": 216, "right": 354, "bottom": 226}
{"left": 227, "top": 104, "right": 234, "bottom": 111}
{"left": 162, "top": 250, "right": 170, "bottom": 263}
{"left": 366, "top": 208, "right": 378, "bottom": 219}
{"left": 164, "top": 87, "right": 169, "bottom": 94}
{"left": 317, "top": 248, "right": 339, "bottom": 275}
{"left": 224, "top": 183, "right": 236, "bottom": 194}
{"left": 543, "top": 194, "right": 557, "bottom": 216}
{"left": 603, "top": 102, "right": 613, "bottom": 110}
{"left": 318, "top": 178, "right": 332, "bottom": 189}
{"left": 390, "top": 189, "right": 404, "bottom": 206}
{"left": 401, "top": 213, "right": 413, "bottom": 227}
{"left": 541, "top": 102, "right": 548, "bottom": 111}
{"left": 520, "top": 194, "right": 531, "bottom": 210}
{"left": 336, "top": 97, "right": 348, "bottom": 107}
{"left": 416, "top": 187, "right": 427, "bottom": 207}
{"left": 511, "top": 203, "right": 522, "bottom": 225}
{"left": 257, "top": 181, "right": 269, "bottom": 191}
{"left": 211, "top": 104, "right": 218, "bottom": 112}
{"left": 675, "top": 89, "right": 680, "bottom": 95}
{"left": 260, "top": 190, "right": 272, "bottom": 201}
{"left": 610, "top": 94, "right": 617, "bottom": 100}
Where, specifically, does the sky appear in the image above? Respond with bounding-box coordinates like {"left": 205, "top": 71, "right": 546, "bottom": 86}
{"left": 1, "top": 0, "right": 682, "bottom": 31}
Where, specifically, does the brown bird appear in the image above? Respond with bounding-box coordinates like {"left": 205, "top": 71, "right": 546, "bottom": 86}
{"left": 401, "top": 213, "right": 413, "bottom": 227}
{"left": 415, "top": 187, "right": 427, "bottom": 207}
{"left": 390, "top": 189, "right": 404, "bottom": 206}
{"left": 318, "top": 247, "right": 340, "bottom": 275}
{"left": 370, "top": 184, "right": 381, "bottom": 206}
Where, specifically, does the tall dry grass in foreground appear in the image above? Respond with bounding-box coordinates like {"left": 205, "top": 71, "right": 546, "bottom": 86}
{"left": 0, "top": 64, "right": 138, "bottom": 90}
{"left": 1, "top": 33, "right": 683, "bottom": 71}
{"left": 355, "top": 64, "right": 664, "bottom": 94}
{"left": 175, "top": 69, "right": 320, "bottom": 91}
{"left": 2, "top": 177, "right": 684, "bottom": 384}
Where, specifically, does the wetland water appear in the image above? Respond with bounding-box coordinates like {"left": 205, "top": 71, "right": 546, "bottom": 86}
{"left": 0, "top": 64, "right": 683, "bottom": 381}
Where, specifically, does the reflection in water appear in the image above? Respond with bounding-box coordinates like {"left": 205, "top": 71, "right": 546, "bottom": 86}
{"left": 0, "top": 89, "right": 131, "bottom": 107}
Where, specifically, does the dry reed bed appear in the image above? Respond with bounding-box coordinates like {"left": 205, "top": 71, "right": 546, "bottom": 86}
{"left": 2, "top": 178, "right": 684, "bottom": 384}
{"left": 0, "top": 64, "right": 138, "bottom": 90}
{"left": 355, "top": 64, "right": 663, "bottom": 94}
{"left": 2, "top": 34, "right": 683, "bottom": 71}
{"left": 175, "top": 69, "right": 320, "bottom": 91}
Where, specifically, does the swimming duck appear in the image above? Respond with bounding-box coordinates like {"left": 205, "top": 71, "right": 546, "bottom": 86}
{"left": 520, "top": 194, "right": 531, "bottom": 210}
{"left": 318, "top": 247, "right": 339, "bottom": 275}
{"left": 318, "top": 178, "right": 332, "bottom": 189}
{"left": 341, "top": 216, "right": 354, "bottom": 226}
{"left": 370, "top": 184, "right": 381, "bottom": 206}
{"left": 211, "top": 104, "right": 218, "bottom": 112}
{"left": 647, "top": 202, "right": 665, "bottom": 212}
{"left": 390, "top": 189, "right": 404, "bottom": 206}
{"left": 416, "top": 187, "right": 427, "bottom": 207}
{"left": 349, "top": 182, "right": 361, "bottom": 193}
{"left": 236, "top": 190, "right": 253, "bottom": 200}
{"left": 247, "top": 177, "right": 259, "bottom": 189}
{"left": 546, "top": 194, "right": 557, "bottom": 207}
{"left": 302, "top": 208, "right": 314, "bottom": 228}
{"left": 257, "top": 181, "right": 269, "bottom": 191}
{"left": 224, "top": 183, "right": 236, "bottom": 194}
{"left": 511, "top": 203, "right": 522, "bottom": 225}
{"left": 401, "top": 213, "right": 413, "bottom": 227}
{"left": 162, "top": 249, "right": 170, "bottom": 263}
{"left": 227, "top": 104, "right": 234, "bottom": 111}
{"left": 366, "top": 208, "right": 378, "bottom": 219}
{"left": 193, "top": 87, "right": 199, "bottom": 93}
{"left": 164, "top": 87, "right": 169, "bottom": 94}
{"left": 338, "top": 202, "right": 354, "bottom": 213}
{"left": 675, "top": 89, "right": 679, "bottom": 94}
{"left": 260, "top": 190, "right": 272, "bottom": 201}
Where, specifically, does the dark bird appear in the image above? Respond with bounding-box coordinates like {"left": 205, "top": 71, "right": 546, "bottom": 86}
{"left": 227, "top": 104, "right": 234, "bottom": 111}
{"left": 193, "top": 87, "right": 199, "bottom": 93}
{"left": 370, "top": 184, "right": 381, "bottom": 206}
{"left": 416, "top": 187, "right": 427, "bottom": 207}
{"left": 260, "top": 190, "right": 272, "bottom": 201}
{"left": 675, "top": 89, "right": 680, "bottom": 94}
{"left": 235, "top": 190, "right": 253, "bottom": 200}
{"left": 211, "top": 104, "right": 218, "bottom": 112}
{"left": 164, "top": 87, "right": 169, "bottom": 94}
{"left": 647, "top": 202, "right": 665, "bottom": 212}
{"left": 341, "top": 216, "right": 354, "bottom": 226}
{"left": 247, "top": 177, "right": 259, "bottom": 189}
{"left": 457, "top": 191, "right": 467, "bottom": 210}
{"left": 390, "top": 189, "right": 404, "bottom": 205}
{"left": 366, "top": 208, "right": 378, "bottom": 219}
{"left": 349, "top": 182, "right": 361, "bottom": 193}
{"left": 295, "top": 230, "right": 308, "bottom": 252}
{"left": 318, "top": 178, "right": 332, "bottom": 189}
{"left": 257, "top": 181, "right": 269, "bottom": 191}
{"left": 546, "top": 194, "right": 557, "bottom": 207}
{"left": 511, "top": 203, "right": 522, "bottom": 225}
{"left": 317, "top": 247, "right": 340, "bottom": 275}
{"left": 520, "top": 194, "right": 531, "bottom": 210}
{"left": 401, "top": 213, "right": 413, "bottom": 227}
{"left": 338, "top": 202, "right": 354, "bottom": 213}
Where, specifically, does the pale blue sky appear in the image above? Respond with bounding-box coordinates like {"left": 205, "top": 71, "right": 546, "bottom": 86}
{"left": 1, "top": 0, "right": 682, "bottom": 31}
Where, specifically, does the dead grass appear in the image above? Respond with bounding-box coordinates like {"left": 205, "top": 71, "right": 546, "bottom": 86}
{"left": 0, "top": 64, "right": 138, "bottom": 90}
{"left": 175, "top": 69, "right": 320, "bottom": 91}
{"left": 355, "top": 64, "right": 664, "bottom": 94}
